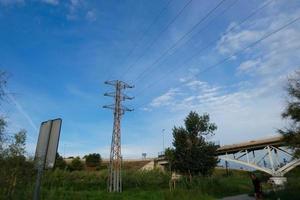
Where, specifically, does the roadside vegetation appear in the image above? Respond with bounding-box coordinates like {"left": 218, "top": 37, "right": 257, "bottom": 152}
{"left": 1, "top": 167, "right": 255, "bottom": 200}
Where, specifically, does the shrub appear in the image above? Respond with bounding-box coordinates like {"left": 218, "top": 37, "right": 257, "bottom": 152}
{"left": 69, "top": 157, "right": 84, "bottom": 171}
{"left": 55, "top": 153, "right": 67, "bottom": 170}
{"left": 84, "top": 153, "right": 102, "bottom": 168}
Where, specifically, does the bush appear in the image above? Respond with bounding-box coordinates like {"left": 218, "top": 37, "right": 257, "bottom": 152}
{"left": 69, "top": 157, "right": 84, "bottom": 171}
{"left": 55, "top": 153, "right": 67, "bottom": 170}
{"left": 84, "top": 153, "right": 102, "bottom": 168}
{"left": 0, "top": 156, "right": 35, "bottom": 199}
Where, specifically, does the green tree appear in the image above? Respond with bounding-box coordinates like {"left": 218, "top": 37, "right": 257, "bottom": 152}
{"left": 0, "top": 118, "right": 7, "bottom": 156}
{"left": 167, "top": 111, "right": 218, "bottom": 179}
{"left": 279, "top": 71, "right": 300, "bottom": 157}
{"left": 69, "top": 156, "right": 84, "bottom": 171}
{"left": 8, "top": 129, "right": 26, "bottom": 157}
{"left": 0, "top": 127, "right": 33, "bottom": 198}
{"left": 164, "top": 147, "right": 175, "bottom": 171}
{"left": 0, "top": 71, "right": 8, "bottom": 156}
{"left": 84, "top": 153, "right": 102, "bottom": 168}
{"left": 55, "top": 153, "right": 67, "bottom": 170}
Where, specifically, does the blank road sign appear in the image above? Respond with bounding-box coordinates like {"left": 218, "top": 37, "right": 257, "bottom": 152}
{"left": 35, "top": 118, "right": 62, "bottom": 169}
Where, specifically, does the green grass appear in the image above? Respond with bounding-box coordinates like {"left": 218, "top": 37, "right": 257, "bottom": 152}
{"left": 12, "top": 188, "right": 216, "bottom": 200}
{"left": 4, "top": 167, "right": 300, "bottom": 200}
{"left": 3, "top": 168, "right": 255, "bottom": 200}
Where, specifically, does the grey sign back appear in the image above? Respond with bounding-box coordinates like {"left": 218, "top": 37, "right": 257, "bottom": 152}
{"left": 35, "top": 118, "right": 62, "bottom": 169}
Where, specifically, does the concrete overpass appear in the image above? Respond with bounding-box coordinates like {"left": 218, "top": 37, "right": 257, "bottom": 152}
{"left": 216, "top": 137, "right": 284, "bottom": 155}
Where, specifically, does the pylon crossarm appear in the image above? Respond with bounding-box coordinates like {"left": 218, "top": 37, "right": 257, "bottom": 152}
{"left": 119, "top": 81, "right": 134, "bottom": 89}
{"left": 103, "top": 105, "right": 115, "bottom": 110}
{"left": 105, "top": 80, "right": 118, "bottom": 86}
{"left": 104, "top": 92, "right": 116, "bottom": 97}
{"left": 121, "top": 94, "right": 134, "bottom": 100}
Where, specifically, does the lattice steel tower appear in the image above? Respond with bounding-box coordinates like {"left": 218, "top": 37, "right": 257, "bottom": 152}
{"left": 103, "top": 80, "right": 134, "bottom": 192}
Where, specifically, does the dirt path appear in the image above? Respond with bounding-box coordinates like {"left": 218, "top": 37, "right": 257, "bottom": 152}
{"left": 220, "top": 194, "right": 255, "bottom": 200}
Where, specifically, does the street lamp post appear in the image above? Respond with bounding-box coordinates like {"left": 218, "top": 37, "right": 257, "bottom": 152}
{"left": 162, "top": 129, "right": 165, "bottom": 152}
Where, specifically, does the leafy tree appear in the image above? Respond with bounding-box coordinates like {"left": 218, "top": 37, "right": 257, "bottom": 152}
{"left": 0, "top": 125, "right": 33, "bottom": 198}
{"left": 8, "top": 129, "right": 26, "bottom": 157}
{"left": 84, "top": 153, "right": 102, "bottom": 168}
{"left": 164, "top": 147, "right": 175, "bottom": 171}
{"left": 55, "top": 153, "right": 67, "bottom": 170}
{"left": 0, "top": 71, "right": 8, "bottom": 156}
{"left": 166, "top": 111, "right": 218, "bottom": 179}
{"left": 69, "top": 156, "right": 84, "bottom": 171}
{"left": 279, "top": 71, "right": 300, "bottom": 157}
{"left": 0, "top": 118, "right": 7, "bottom": 156}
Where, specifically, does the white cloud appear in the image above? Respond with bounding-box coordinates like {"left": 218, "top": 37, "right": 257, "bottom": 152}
{"left": 65, "top": 0, "right": 95, "bottom": 21}
{"left": 66, "top": 0, "right": 82, "bottom": 20}
{"left": 237, "top": 59, "right": 261, "bottom": 74}
{"left": 86, "top": 10, "right": 96, "bottom": 21}
{"left": 217, "top": 6, "right": 300, "bottom": 76}
{"left": 185, "top": 80, "right": 207, "bottom": 90}
{"left": 150, "top": 88, "right": 179, "bottom": 107}
{"left": 217, "top": 29, "right": 264, "bottom": 55}
{"left": 146, "top": 70, "right": 290, "bottom": 145}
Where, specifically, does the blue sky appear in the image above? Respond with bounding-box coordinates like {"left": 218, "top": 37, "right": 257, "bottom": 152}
{"left": 1, "top": 0, "right": 300, "bottom": 158}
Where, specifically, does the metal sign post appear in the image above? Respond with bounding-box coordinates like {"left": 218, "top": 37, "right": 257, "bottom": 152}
{"left": 33, "top": 118, "right": 62, "bottom": 200}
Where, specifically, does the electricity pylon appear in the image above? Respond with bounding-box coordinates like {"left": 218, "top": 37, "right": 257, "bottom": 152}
{"left": 103, "top": 80, "right": 134, "bottom": 192}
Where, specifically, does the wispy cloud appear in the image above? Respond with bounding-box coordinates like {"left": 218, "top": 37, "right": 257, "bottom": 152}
{"left": 86, "top": 10, "right": 96, "bottom": 22}
{"left": 147, "top": 74, "right": 288, "bottom": 144}
{"left": 150, "top": 88, "right": 180, "bottom": 107}
{"left": 217, "top": 5, "right": 300, "bottom": 76}
{"left": 6, "top": 91, "right": 38, "bottom": 132}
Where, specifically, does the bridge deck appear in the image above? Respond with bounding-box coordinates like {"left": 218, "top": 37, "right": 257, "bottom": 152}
{"left": 216, "top": 136, "right": 284, "bottom": 155}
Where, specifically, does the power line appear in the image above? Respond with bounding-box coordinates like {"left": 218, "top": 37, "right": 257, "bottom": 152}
{"left": 133, "top": 0, "right": 230, "bottom": 83}
{"left": 197, "top": 16, "right": 300, "bottom": 75}
{"left": 107, "top": 0, "right": 173, "bottom": 80}
{"left": 120, "top": 0, "right": 194, "bottom": 80}
{"left": 133, "top": 0, "right": 273, "bottom": 96}
{"left": 136, "top": 14, "right": 300, "bottom": 109}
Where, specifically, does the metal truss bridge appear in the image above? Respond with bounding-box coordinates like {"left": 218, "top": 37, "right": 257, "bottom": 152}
{"left": 155, "top": 136, "right": 300, "bottom": 185}
{"left": 216, "top": 136, "right": 300, "bottom": 184}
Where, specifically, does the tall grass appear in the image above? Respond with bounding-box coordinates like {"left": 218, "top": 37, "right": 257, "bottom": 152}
{"left": 176, "top": 174, "right": 252, "bottom": 198}
{"left": 0, "top": 168, "right": 260, "bottom": 200}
